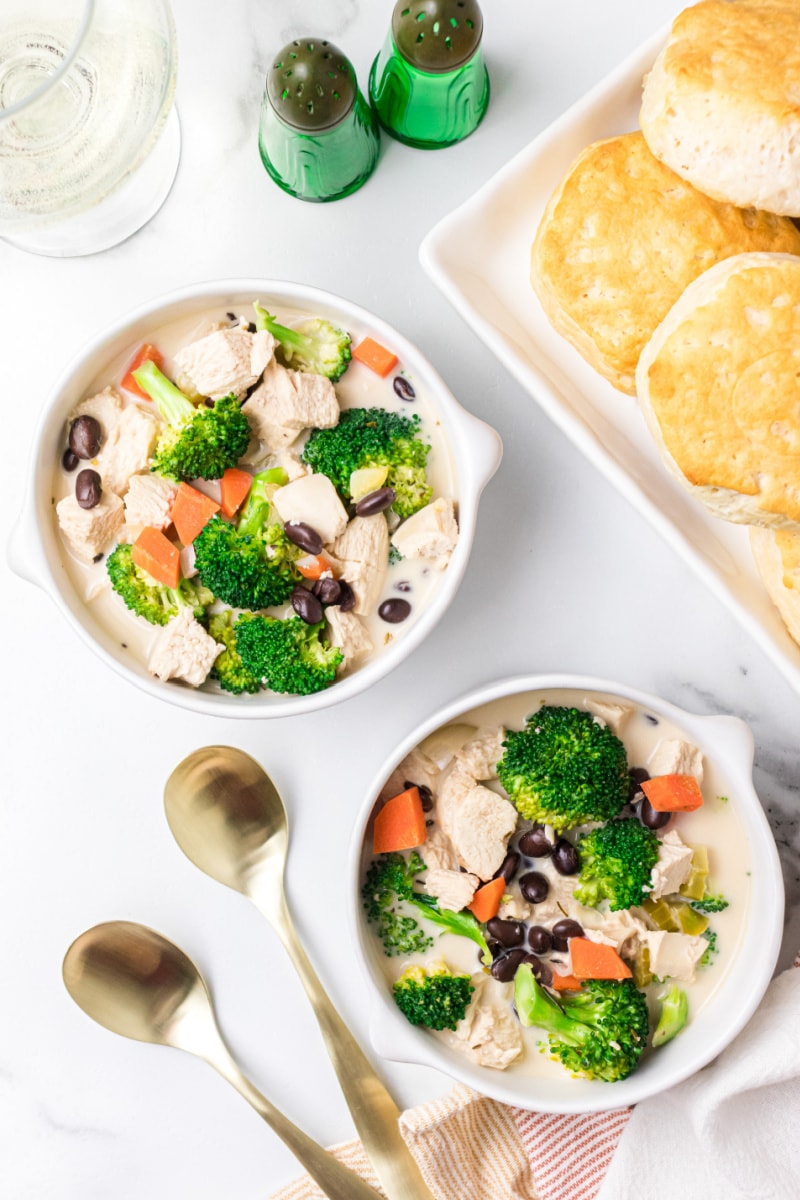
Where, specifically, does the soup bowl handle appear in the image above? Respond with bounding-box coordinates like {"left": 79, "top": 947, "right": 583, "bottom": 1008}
{"left": 369, "top": 1001, "right": 446, "bottom": 1071}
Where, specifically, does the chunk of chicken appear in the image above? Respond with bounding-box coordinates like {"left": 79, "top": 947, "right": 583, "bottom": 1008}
{"left": 448, "top": 976, "right": 524, "bottom": 1071}
{"left": 243, "top": 359, "right": 339, "bottom": 449}
{"left": 331, "top": 515, "right": 389, "bottom": 615}
{"left": 123, "top": 474, "right": 177, "bottom": 538}
{"left": 419, "top": 828, "right": 459, "bottom": 873}
{"left": 454, "top": 726, "right": 505, "bottom": 780}
{"left": 423, "top": 868, "right": 479, "bottom": 912}
{"left": 174, "top": 327, "right": 274, "bottom": 400}
{"left": 640, "top": 931, "right": 707, "bottom": 983}
{"left": 325, "top": 607, "right": 373, "bottom": 670}
{"left": 56, "top": 491, "right": 124, "bottom": 563}
{"left": 390, "top": 498, "right": 458, "bottom": 570}
{"left": 448, "top": 785, "right": 519, "bottom": 881}
{"left": 648, "top": 830, "right": 694, "bottom": 901}
{"left": 272, "top": 473, "right": 349, "bottom": 545}
{"left": 95, "top": 405, "right": 160, "bottom": 497}
{"left": 582, "top": 698, "right": 633, "bottom": 735}
{"left": 148, "top": 607, "right": 223, "bottom": 687}
{"left": 647, "top": 738, "right": 704, "bottom": 784}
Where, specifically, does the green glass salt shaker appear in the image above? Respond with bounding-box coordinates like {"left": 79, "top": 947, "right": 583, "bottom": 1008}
{"left": 258, "top": 39, "right": 380, "bottom": 202}
{"left": 369, "top": 0, "right": 489, "bottom": 149}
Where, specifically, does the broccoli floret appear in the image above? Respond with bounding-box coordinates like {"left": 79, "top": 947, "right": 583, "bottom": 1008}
{"left": 652, "top": 986, "right": 688, "bottom": 1047}
{"left": 254, "top": 302, "right": 351, "bottom": 381}
{"left": 301, "top": 407, "right": 432, "bottom": 519}
{"left": 106, "top": 543, "right": 211, "bottom": 626}
{"left": 690, "top": 893, "right": 729, "bottom": 914}
{"left": 361, "top": 852, "right": 434, "bottom": 956}
{"left": 393, "top": 964, "right": 474, "bottom": 1031}
{"left": 514, "top": 965, "right": 650, "bottom": 1082}
{"left": 699, "top": 929, "right": 718, "bottom": 968}
{"left": 573, "top": 818, "right": 660, "bottom": 911}
{"left": 497, "top": 706, "right": 630, "bottom": 831}
{"left": 361, "top": 851, "right": 492, "bottom": 964}
{"left": 191, "top": 470, "right": 298, "bottom": 610}
{"left": 233, "top": 614, "right": 342, "bottom": 695}
{"left": 208, "top": 610, "right": 263, "bottom": 695}
{"left": 133, "top": 359, "right": 251, "bottom": 482}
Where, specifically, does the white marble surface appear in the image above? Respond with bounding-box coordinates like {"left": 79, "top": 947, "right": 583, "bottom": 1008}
{"left": 2, "top": 1, "right": 799, "bottom": 1196}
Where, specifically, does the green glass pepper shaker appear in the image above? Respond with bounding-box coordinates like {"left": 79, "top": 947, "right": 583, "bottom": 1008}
{"left": 369, "top": 0, "right": 489, "bottom": 149}
{"left": 258, "top": 39, "right": 380, "bottom": 202}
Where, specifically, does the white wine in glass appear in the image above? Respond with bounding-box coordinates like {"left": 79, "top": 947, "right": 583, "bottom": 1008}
{"left": 0, "top": 0, "right": 179, "bottom": 256}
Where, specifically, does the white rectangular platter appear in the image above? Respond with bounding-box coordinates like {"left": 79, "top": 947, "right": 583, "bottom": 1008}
{"left": 420, "top": 27, "right": 800, "bottom": 696}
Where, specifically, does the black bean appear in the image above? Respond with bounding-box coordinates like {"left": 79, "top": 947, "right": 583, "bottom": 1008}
{"left": 519, "top": 826, "right": 552, "bottom": 857}
{"left": 551, "top": 839, "right": 580, "bottom": 876}
{"left": 378, "top": 598, "right": 411, "bottom": 624}
{"left": 393, "top": 375, "right": 416, "bottom": 401}
{"left": 519, "top": 871, "right": 549, "bottom": 904}
{"left": 552, "top": 918, "right": 583, "bottom": 941}
{"left": 226, "top": 311, "right": 237, "bottom": 321}
{"left": 639, "top": 796, "right": 671, "bottom": 830}
{"left": 337, "top": 580, "right": 356, "bottom": 612}
{"left": 486, "top": 938, "right": 505, "bottom": 959}
{"left": 355, "top": 487, "right": 396, "bottom": 517}
{"left": 62, "top": 448, "right": 80, "bottom": 471}
{"left": 314, "top": 576, "right": 342, "bottom": 605}
{"left": 494, "top": 852, "right": 520, "bottom": 883}
{"left": 245, "top": 321, "right": 256, "bottom": 333}
{"left": 490, "top": 948, "right": 527, "bottom": 982}
{"left": 69, "top": 415, "right": 102, "bottom": 460}
{"left": 395, "top": 580, "right": 412, "bottom": 592}
{"left": 405, "top": 781, "right": 433, "bottom": 811}
{"left": 93, "top": 552, "right": 104, "bottom": 563}
{"left": 75, "top": 469, "right": 102, "bottom": 509}
{"left": 291, "top": 586, "right": 323, "bottom": 625}
{"left": 628, "top": 766, "right": 650, "bottom": 803}
{"left": 531, "top": 957, "right": 552, "bottom": 986}
{"left": 284, "top": 521, "right": 323, "bottom": 555}
{"left": 486, "top": 918, "right": 525, "bottom": 947}
{"left": 528, "top": 925, "right": 553, "bottom": 955}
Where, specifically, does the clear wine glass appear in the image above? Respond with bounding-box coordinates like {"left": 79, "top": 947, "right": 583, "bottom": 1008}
{"left": 0, "top": 0, "right": 180, "bottom": 257}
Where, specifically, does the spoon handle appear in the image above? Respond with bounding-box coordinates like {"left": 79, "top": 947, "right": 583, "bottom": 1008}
{"left": 267, "top": 893, "right": 438, "bottom": 1200}
{"left": 211, "top": 1048, "right": 386, "bottom": 1200}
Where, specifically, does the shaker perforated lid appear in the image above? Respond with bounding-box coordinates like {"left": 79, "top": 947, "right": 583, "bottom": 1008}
{"left": 391, "top": 0, "right": 484, "bottom": 73}
{"left": 267, "top": 39, "right": 357, "bottom": 131}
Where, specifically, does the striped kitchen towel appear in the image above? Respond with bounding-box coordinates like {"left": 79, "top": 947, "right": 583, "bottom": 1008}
{"left": 271, "top": 956, "right": 800, "bottom": 1200}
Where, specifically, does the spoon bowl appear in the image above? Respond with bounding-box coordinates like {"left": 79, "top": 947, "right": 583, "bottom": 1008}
{"left": 63, "top": 921, "right": 203, "bottom": 1048}
{"left": 164, "top": 746, "right": 287, "bottom": 896}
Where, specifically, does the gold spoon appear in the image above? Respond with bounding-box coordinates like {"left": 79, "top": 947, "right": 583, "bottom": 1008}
{"left": 63, "top": 921, "right": 384, "bottom": 1200}
{"left": 164, "top": 745, "right": 436, "bottom": 1200}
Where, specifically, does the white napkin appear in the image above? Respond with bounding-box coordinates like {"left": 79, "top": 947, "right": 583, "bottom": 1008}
{"left": 596, "top": 966, "right": 800, "bottom": 1200}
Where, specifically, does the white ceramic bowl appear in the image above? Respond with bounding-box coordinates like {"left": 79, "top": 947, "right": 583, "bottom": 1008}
{"left": 8, "top": 279, "right": 501, "bottom": 718}
{"left": 349, "top": 673, "right": 784, "bottom": 1113}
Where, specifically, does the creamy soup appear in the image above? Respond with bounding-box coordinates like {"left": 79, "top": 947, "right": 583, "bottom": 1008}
{"left": 363, "top": 687, "right": 750, "bottom": 1083}
{"left": 52, "top": 302, "right": 457, "bottom": 695}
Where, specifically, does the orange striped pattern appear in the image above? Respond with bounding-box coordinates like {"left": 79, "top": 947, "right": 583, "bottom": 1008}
{"left": 514, "top": 1107, "right": 630, "bottom": 1199}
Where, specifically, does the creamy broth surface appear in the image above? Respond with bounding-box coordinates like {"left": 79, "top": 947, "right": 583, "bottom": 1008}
{"left": 368, "top": 687, "right": 751, "bottom": 1081}
{"left": 52, "top": 303, "right": 457, "bottom": 690}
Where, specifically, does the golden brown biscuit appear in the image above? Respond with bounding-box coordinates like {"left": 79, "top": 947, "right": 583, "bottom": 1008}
{"left": 641, "top": 0, "right": 800, "bottom": 217}
{"left": 637, "top": 252, "right": 800, "bottom": 528}
{"left": 750, "top": 526, "right": 800, "bottom": 646}
{"left": 529, "top": 132, "right": 800, "bottom": 394}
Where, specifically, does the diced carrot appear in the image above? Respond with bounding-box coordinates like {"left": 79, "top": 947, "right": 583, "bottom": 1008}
{"left": 121, "top": 344, "right": 163, "bottom": 399}
{"left": 131, "top": 526, "right": 180, "bottom": 590}
{"left": 551, "top": 973, "right": 583, "bottom": 992}
{"left": 219, "top": 467, "right": 253, "bottom": 518}
{"left": 570, "top": 938, "right": 632, "bottom": 981}
{"left": 352, "top": 336, "right": 398, "bottom": 378}
{"left": 467, "top": 876, "right": 507, "bottom": 923}
{"left": 641, "top": 774, "right": 704, "bottom": 813}
{"left": 170, "top": 482, "right": 220, "bottom": 546}
{"left": 373, "top": 787, "right": 427, "bottom": 854}
{"left": 296, "top": 553, "right": 336, "bottom": 581}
